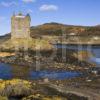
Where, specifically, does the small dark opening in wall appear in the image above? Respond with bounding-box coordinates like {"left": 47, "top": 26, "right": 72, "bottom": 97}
{"left": 8, "top": 95, "right": 26, "bottom": 100}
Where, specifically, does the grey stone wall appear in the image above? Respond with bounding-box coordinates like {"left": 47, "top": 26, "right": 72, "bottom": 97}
{"left": 11, "top": 13, "right": 31, "bottom": 40}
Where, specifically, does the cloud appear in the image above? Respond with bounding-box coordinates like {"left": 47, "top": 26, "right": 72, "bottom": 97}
{"left": 22, "top": 0, "right": 36, "bottom": 3}
{"left": 40, "top": 4, "right": 58, "bottom": 11}
{"left": 1, "top": 2, "right": 17, "bottom": 7}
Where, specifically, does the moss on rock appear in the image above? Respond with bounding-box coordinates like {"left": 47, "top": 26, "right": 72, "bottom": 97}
{"left": 0, "top": 96, "right": 8, "bottom": 100}
{"left": 0, "top": 79, "right": 33, "bottom": 97}
{"left": 22, "top": 94, "right": 66, "bottom": 100}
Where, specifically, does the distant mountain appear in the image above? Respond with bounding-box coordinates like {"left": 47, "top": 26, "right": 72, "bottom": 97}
{"left": 95, "top": 24, "right": 100, "bottom": 27}
{"left": 30, "top": 22, "right": 100, "bottom": 38}
{"left": 1, "top": 22, "right": 100, "bottom": 39}
{"left": 0, "top": 34, "right": 11, "bottom": 42}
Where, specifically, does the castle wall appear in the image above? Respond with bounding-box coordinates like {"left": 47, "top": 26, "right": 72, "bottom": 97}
{"left": 11, "top": 15, "right": 30, "bottom": 40}
{"left": 11, "top": 14, "right": 31, "bottom": 50}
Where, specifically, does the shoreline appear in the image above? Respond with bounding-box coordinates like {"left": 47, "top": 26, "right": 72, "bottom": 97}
{"left": 53, "top": 43, "right": 100, "bottom": 46}
{"left": 0, "top": 76, "right": 100, "bottom": 100}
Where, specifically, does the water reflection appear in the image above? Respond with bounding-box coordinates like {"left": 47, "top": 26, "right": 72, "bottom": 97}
{"left": 54, "top": 44, "right": 100, "bottom": 67}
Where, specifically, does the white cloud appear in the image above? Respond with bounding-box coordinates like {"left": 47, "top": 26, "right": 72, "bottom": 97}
{"left": 1, "top": 2, "right": 17, "bottom": 7}
{"left": 22, "top": 0, "right": 36, "bottom": 3}
{"left": 40, "top": 4, "right": 58, "bottom": 11}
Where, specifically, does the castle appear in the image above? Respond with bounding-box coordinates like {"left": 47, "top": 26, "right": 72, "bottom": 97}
{"left": 11, "top": 13, "right": 31, "bottom": 50}
{"left": 11, "top": 13, "right": 31, "bottom": 40}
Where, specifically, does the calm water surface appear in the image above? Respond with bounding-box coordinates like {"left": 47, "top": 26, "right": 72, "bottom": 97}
{"left": 1, "top": 44, "right": 99, "bottom": 80}
{"left": 55, "top": 44, "right": 100, "bottom": 67}
{"left": 0, "top": 63, "right": 81, "bottom": 80}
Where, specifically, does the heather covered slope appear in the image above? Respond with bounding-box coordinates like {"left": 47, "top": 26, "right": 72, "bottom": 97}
{"left": 30, "top": 23, "right": 100, "bottom": 37}
{"left": 0, "top": 22, "right": 100, "bottom": 50}
{"left": 1, "top": 22, "right": 100, "bottom": 39}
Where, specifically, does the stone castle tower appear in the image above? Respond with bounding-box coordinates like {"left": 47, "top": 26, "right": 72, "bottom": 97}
{"left": 11, "top": 13, "right": 31, "bottom": 40}
{"left": 11, "top": 13, "right": 31, "bottom": 51}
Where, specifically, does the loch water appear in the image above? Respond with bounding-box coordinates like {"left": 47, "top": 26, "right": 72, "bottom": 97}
{"left": 0, "top": 63, "right": 81, "bottom": 80}
{"left": 0, "top": 44, "right": 100, "bottom": 80}
{"left": 55, "top": 44, "right": 100, "bottom": 67}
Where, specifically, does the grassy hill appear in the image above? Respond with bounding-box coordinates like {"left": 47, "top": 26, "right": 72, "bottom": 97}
{"left": 30, "top": 22, "right": 100, "bottom": 37}
{"left": 30, "top": 23, "right": 86, "bottom": 37}
{"left": 0, "top": 22, "right": 100, "bottom": 49}
{"left": 1, "top": 22, "right": 100, "bottom": 39}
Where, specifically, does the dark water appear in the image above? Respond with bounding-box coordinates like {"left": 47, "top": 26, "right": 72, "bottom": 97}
{"left": 90, "top": 47, "right": 100, "bottom": 65}
{"left": 1, "top": 44, "right": 99, "bottom": 80}
{"left": 0, "top": 63, "right": 81, "bottom": 80}
{"left": 54, "top": 44, "right": 100, "bottom": 67}
{"left": 30, "top": 71, "right": 81, "bottom": 80}
{"left": 0, "top": 63, "right": 12, "bottom": 79}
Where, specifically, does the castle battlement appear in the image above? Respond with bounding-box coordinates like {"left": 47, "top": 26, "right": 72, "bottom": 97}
{"left": 11, "top": 13, "right": 32, "bottom": 50}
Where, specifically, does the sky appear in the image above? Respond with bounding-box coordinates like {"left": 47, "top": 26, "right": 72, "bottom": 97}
{"left": 0, "top": 0, "right": 100, "bottom": 35}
